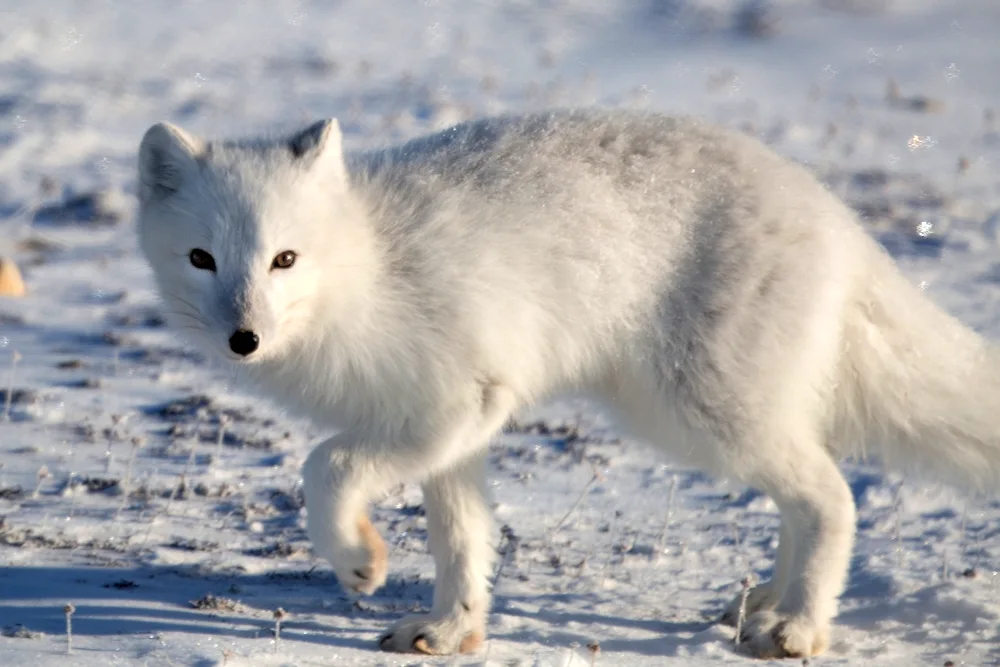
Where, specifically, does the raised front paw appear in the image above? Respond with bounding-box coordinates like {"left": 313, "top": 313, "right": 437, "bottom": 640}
{"left": 738, "top": 610, "right": 830, "bottom": 659}
{"left": 719, "top": 582, "right": 778, "bottom": 627}
{"left": 317, "top": 514, "right": 388, "bottom": 595}
{"left": 377, "top": 612, "right": 484, "bottom": 655}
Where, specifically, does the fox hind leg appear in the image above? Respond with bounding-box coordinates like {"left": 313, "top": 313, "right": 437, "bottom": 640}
{"left": 734, "top": 433, "right": 855, "bottom": 659}
{"left": 720, "top": 514, "right": 796, "bottom": 626}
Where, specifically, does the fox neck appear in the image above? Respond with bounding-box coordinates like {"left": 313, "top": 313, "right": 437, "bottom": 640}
{"left": 307, "top": 197, "right": 386, "bottom": 348}
{"left": 239, "top": 195, "right": 395, "bottom": 422}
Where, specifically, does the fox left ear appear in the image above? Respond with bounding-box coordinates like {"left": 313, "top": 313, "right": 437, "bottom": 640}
{"left": 288, "top": 119, "right": 345, "bottom": 175}
{"left": 138, "top": 122, "right": 205, "bottom": 202}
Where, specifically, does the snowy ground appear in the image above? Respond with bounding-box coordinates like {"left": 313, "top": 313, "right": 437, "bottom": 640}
{"left": 1, "top": 1, "right": 999, "bottom": 665}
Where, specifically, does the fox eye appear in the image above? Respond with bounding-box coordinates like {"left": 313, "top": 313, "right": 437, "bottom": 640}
{"left": 189, "top": 248, "right": 216, "bottom": 271}
{"left": 272, "top": 250, "right": 297, "bottom": 270}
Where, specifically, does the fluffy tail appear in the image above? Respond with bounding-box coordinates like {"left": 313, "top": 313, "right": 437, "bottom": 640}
{"left": 836, "top": 247, "right": 1000, "bottom": 492}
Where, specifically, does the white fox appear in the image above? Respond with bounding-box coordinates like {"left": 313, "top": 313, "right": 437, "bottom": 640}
{"left": 137, "top": 109, "right": 1000, "bottom": 659}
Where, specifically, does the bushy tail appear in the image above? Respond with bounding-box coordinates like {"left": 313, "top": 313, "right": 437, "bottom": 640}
{"left": 836, "top": 249, "right": 1000, "bottom": 492}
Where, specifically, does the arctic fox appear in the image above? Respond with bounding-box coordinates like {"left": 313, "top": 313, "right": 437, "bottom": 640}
{"left": 137, "top": 109, "right": 1000, "bottom": 659}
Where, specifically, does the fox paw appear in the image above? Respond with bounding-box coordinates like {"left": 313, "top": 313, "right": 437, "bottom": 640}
{"left": 317, "top": 515, "right": 388, "bottom": 595}
{"left": 738, "top": 610, "right": 829, "bottom": 659}
{"left": 377, "top": 613, "right": 484, "bottom": 655}
{"left": 719, "top": 582, "right": 778, "bottom": 627}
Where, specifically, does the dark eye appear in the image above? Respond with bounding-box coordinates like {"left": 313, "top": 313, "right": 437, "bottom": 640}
{"left": 189, "top": 248, "right": 216, "bottom": 271}
{"left": 272, "top": 250, "right": 297, "bottom": 270}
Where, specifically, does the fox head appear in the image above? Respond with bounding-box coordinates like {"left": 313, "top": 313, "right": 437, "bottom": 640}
{"left": 136, "top": 119, "right": 375, "bottom": 364}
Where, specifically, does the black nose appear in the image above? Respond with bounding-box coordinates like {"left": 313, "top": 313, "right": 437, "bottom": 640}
{"left": 229, "top": 330, "right": 259, "bottom": 356}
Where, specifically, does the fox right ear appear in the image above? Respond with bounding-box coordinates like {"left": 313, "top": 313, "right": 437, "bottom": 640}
{"left": 138, "top": 122, "right": 205, "bottom": 201}
{"left": 288, "top": 119, "right": 345, "bottom": 177}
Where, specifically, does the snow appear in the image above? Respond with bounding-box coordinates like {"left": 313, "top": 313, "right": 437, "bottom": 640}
{"left": 1, "top": 1, "right": 999, "bottom": 665}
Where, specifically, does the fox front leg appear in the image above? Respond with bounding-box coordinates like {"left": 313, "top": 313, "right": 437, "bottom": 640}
{"left": 377, "top": 452, "right": 494, "bottom": 655}
{"left": 302, "top": 438, "right": 391, "bottom": 594}
{"left": 303, "top": 381, "right": 517, "bottom": 654}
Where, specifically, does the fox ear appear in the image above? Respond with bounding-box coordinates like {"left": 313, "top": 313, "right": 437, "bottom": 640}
{"left": 288, "top": 118, "right": 345, "bottom": 174}
{"left": 138, "top": 122, "right": 204, "bottom": 201}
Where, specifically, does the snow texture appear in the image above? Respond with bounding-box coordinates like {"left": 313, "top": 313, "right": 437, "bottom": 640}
{"left": 1, "top": 1, "right": 999, "bottom": 665}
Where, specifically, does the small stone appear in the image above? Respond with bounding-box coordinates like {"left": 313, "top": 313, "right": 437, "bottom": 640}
{"left": 0, "top": 258, "right": 25, "bottom": 297}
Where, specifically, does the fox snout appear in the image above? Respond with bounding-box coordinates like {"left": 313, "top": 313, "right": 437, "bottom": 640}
{"left": 229, "top": 329, "right": 260, "bottom": 357}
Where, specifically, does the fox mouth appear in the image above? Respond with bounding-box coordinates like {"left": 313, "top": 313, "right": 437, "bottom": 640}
{"left": 222, "top": 346, "right": 267, "bottom": 364}
{"left": 224, "top": 351, "right": 258, "bottom": 363}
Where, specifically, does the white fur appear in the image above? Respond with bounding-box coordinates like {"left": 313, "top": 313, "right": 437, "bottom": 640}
{"left": 136, "top": 109, "right": 1000, "bottom": 658}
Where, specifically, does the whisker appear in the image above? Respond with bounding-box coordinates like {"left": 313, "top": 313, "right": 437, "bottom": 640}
{"left": 163, "top": 311, "right": 206, "bottom": 326}
{"left": 163, "top": 293, "right": 205, "bottom": 315}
